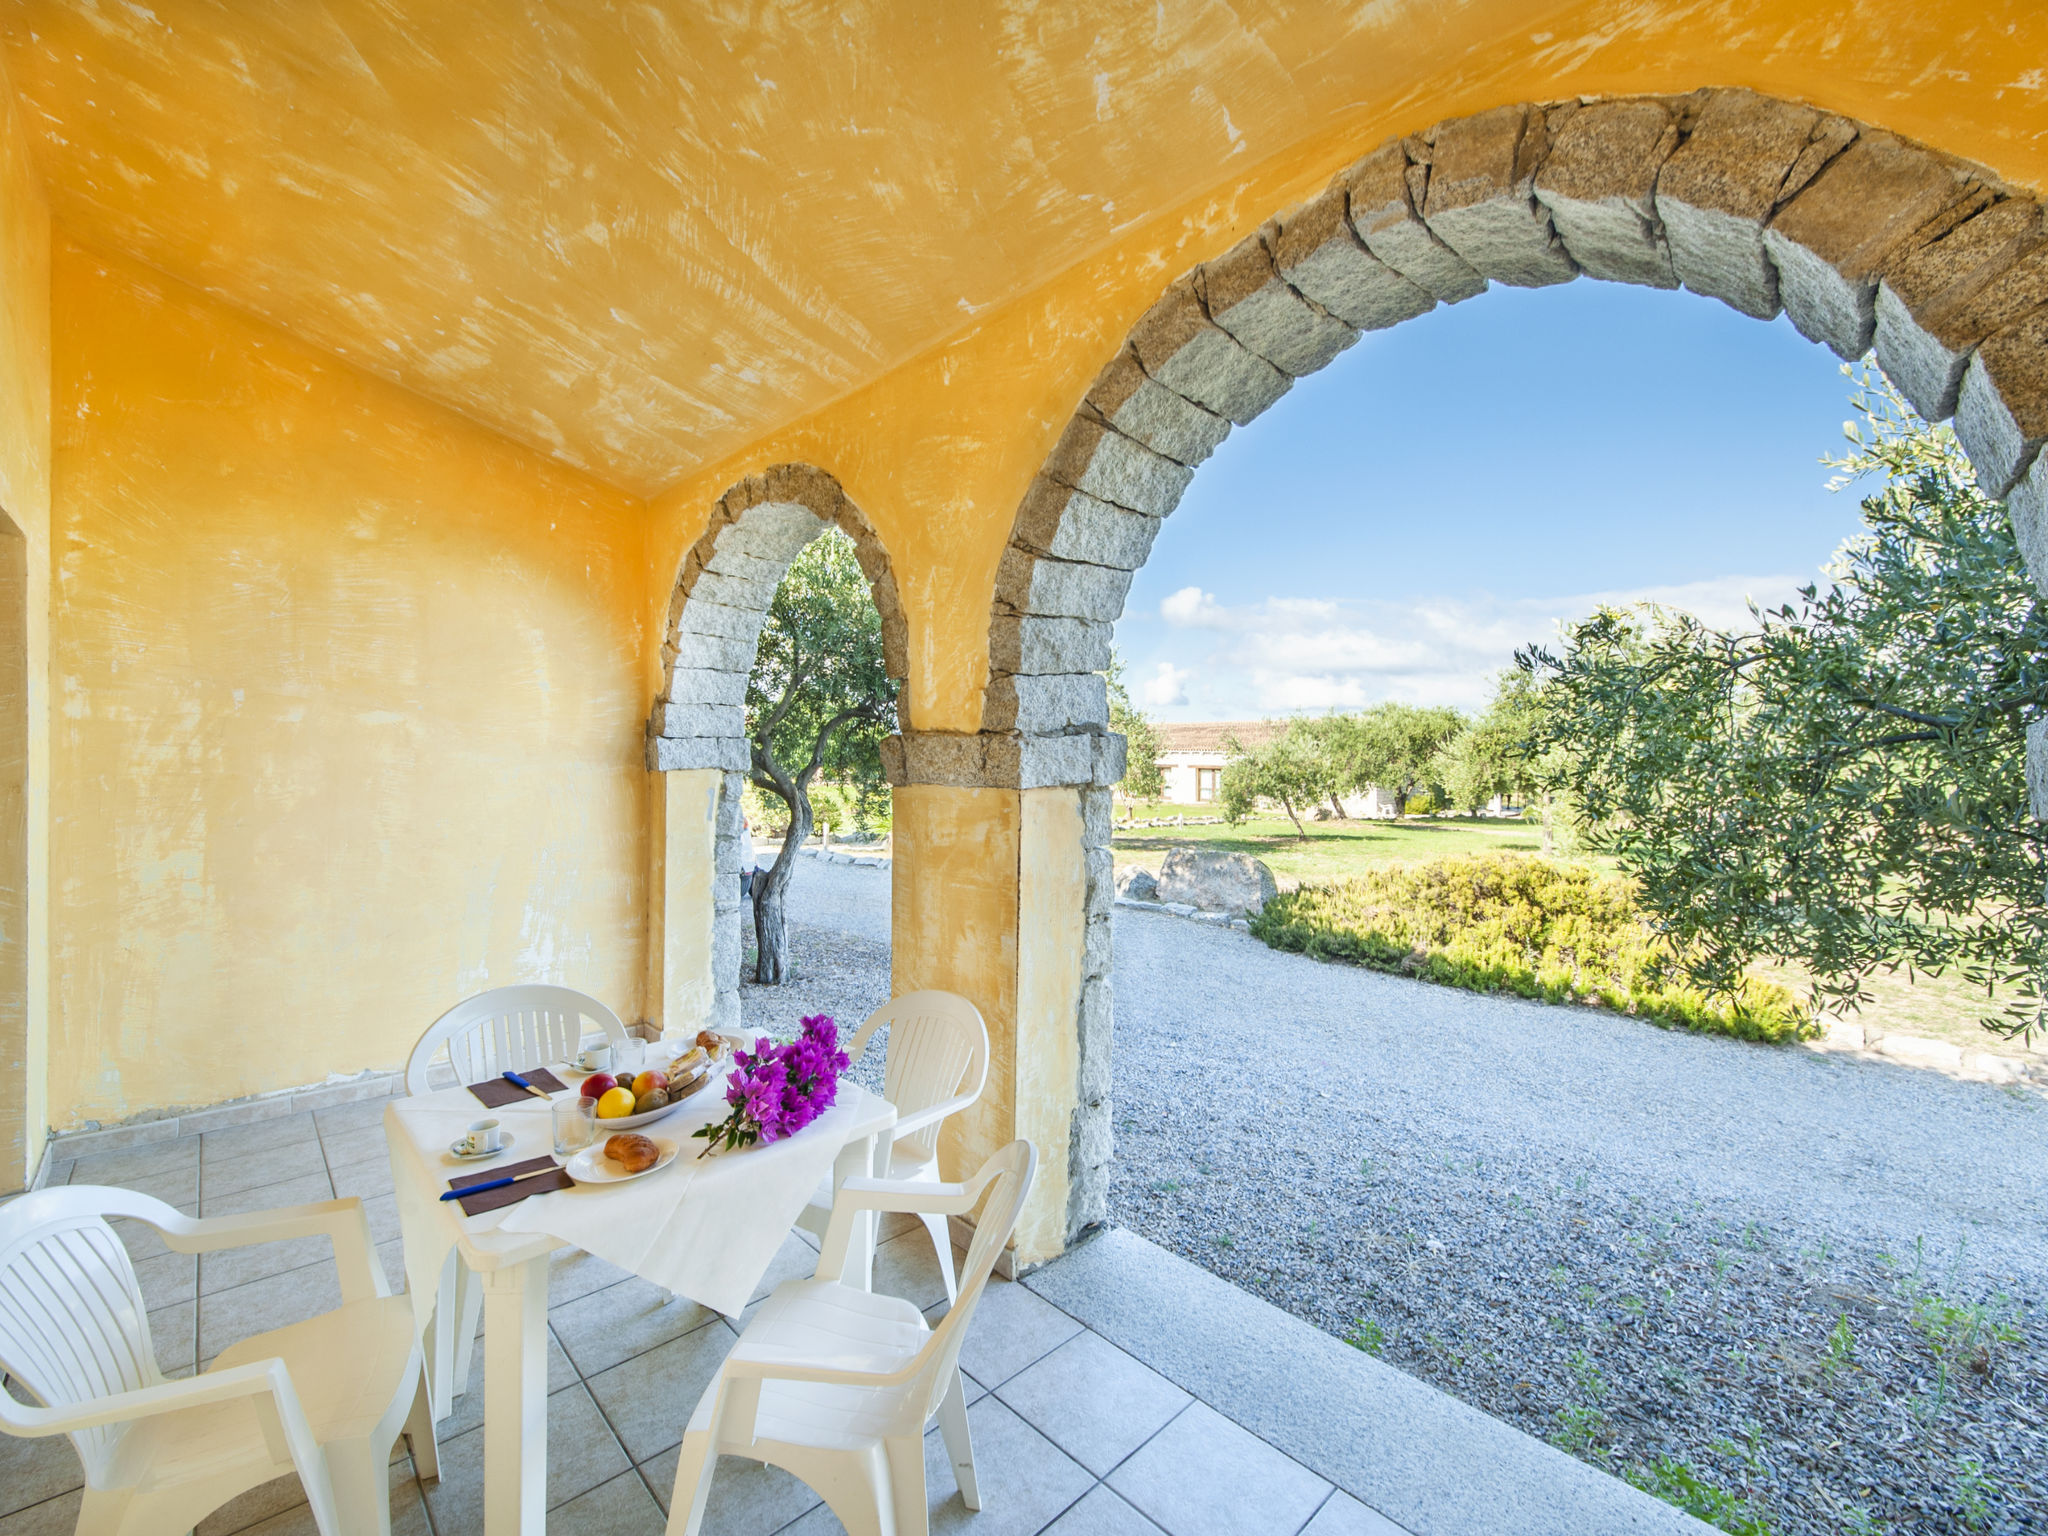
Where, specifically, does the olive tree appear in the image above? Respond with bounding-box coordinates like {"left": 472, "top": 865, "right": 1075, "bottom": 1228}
{"left": 1523, "top": 375, "right": 2048, "bottom": 1039}
{"left": 747, "top": 529, "right": 897, "bottom": 984}
{"left": 1105, "top": 650, "right": 1165, "bottom": 802}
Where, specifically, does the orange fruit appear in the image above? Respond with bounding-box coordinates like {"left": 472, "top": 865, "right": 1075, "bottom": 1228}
{"left": 595, "top": 1086, "right": 637, "bottom": 1119}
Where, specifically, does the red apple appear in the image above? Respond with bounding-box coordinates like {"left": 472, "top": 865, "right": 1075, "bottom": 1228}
{"left": 580, "top": 1072, "right": 617, "bottom": 1101}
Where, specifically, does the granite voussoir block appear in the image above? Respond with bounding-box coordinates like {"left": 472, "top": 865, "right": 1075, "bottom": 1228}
{"left": 1955, "top": 305, "right": 2048, "bottom": 496}
{"left": 1011, "top": 477, "right": 1164, "bottom": 569}
{"left": 996, "top": 547, "right": 1135, "bottom": 624}
{"left": 1765, "top": 132, "right": 1989, "bottom": 359}
{"left": 661, "top": 667, "right": 750, "bottom": 708}
{"left": 1084, "top": 348, "right": 1233, "bottom": 468}
{"left": 1199, "top": 229, "right": 1359, "bottom": 377}
{"left": 1534, "top": 98, "right": 1681, "bottom": 288}
{"left": 652, "top": 700, "right": 744, "bottom": 740}
{"left": 1342, "top": 141, "right": 1486, "bottom": 303}
{"left": 2005, "top": 450, "right": 2048, "bottom": 602}
{"left": 648, "top": 734, "right": 749, "bottom": 773}
{"left": 672, "top": 595, "right": 768, "bottom": 643}
{"left": 1273, "top": 181, "right": 1436, "bottom": 332}
{"left": 1126, "top": 277, "right": 1293, "bottom": 425}
{"left": 1655, "top": 88, "right": 1827, "bottom": 319}
{"left": 2031, "top": 718, "right": 2048, "bottom": 824}
{"left": 1874, "top": 199, "right": 2048, "bottom": 420}
{"left": 1421, "top": 104, "right": 1578, "bottom": 289}
{"left": 988, "top": 613, "right": 1114, "bottom": 677}
{"left": 1081, "top": 785, "right": 1115, "bottom": 850}
{"left": 1041, "top": 413, "right": 1194, "bottom": 517}
{"left": 1091, "top": 730, "right": 1128, "bottom": 787}
{"left": 1017, "top": 732, "right": 1097, "bottom": 789}
{"left": 666, "top": 627, "right": 759, "bottom": 676}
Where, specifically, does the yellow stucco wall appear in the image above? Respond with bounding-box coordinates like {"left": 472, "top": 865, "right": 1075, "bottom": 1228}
{"left": 0, "top": 52, "right": 48, "bottom": 1188}
{"left": 46, "top": 242, "right": 651, "bottom": 1129}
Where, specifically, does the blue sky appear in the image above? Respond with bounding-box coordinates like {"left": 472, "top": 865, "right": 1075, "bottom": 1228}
{"left": 1115, "top": 278, "right": 1875, "bottom": 720}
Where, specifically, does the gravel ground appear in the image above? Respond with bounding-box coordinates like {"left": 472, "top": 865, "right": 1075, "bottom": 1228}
{"left": 748, "top": 859, "right": 2048, "bottom": 1536}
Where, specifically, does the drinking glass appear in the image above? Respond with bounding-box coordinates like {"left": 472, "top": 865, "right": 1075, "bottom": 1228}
{"left": 552, "top": 1096, "right": 596, "bottom": 1157}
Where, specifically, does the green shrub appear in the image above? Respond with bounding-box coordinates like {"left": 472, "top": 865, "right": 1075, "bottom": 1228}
{"left": 1249, "top": 852, "right": 1812, "bottom": 1042}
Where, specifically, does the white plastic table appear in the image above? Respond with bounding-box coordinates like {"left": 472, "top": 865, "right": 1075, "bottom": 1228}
{"left": 383, "top": 1074, "right": 897, "bottom": 1536}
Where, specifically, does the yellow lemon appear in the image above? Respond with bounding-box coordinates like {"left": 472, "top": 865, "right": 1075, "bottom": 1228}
{"left": 595, "top": 1086, "right": 637, "bottom": 1119}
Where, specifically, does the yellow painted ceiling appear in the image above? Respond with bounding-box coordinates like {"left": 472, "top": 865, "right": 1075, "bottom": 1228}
{"left": 5, "top": 1, "right": 2045, "bottom": 496}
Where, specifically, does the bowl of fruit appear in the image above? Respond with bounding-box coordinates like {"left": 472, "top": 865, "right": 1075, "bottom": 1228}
{"left": 579, "top": 1032, "right": 732, "bottom": 1130}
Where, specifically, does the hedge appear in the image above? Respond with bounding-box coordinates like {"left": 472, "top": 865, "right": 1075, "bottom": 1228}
{"left": 1248, "top": 852, "right": 1813, "bottom": 1042}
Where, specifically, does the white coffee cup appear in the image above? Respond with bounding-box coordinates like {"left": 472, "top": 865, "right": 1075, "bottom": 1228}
{"left": 577, "top": 1042, "right": 612, "bottom": 1073}
{"left": 463, "top": 1118, "right": 502, "bottom": 1155}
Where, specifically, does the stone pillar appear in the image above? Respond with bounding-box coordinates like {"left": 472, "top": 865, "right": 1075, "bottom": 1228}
{"left": 885, "top": 730, "right": 1122, "bottom": 1265}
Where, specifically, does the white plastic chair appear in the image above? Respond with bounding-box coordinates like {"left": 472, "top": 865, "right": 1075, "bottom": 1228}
{"left": 402, "top": 983, "right": 629, "bottom": 1096}
{"left": 403, "top": 983, "right": 629, "bottom": 1418}
{"left": 666, "top": 1139, "right": 1038, "bottom": 1536}
{"left": 795, "top": 991, "right": 989, "bottom": 1302}
{"left": 0, "top": 1184, "right": 435, "bottom": 1536}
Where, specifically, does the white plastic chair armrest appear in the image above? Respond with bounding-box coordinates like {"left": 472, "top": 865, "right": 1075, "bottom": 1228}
{"left": 720, "top": 1348, "right": 921, "bottom": 1391}
{"left": 814, "top": 1174, "right": 982, "bottom": 1282}
{"left": 149, "top": 1199, "right": 387, "bottom": 1303}
{"left": 6, "top": 1359, "right": 290, "bottom": 1437}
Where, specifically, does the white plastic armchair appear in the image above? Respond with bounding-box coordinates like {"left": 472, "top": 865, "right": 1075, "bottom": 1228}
{"left": 402, "top": 983, "right": 629, "bottom": 1096}
{"left": 0, "top": 1184, "right": 435, "bottom": 1536}
{"left": 666, "top": 1139, "right": 1037, "bottom": 1536}
{"left": 794, "top": 990, "right": 989, "bottom": 1301}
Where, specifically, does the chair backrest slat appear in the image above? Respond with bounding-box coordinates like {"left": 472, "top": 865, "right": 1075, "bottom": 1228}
{"left": 849, "top": 992, "right": 989, "bottom": 1166}
{"left": 0, "top": 1192, "right": 171, "bottom": 1480}
{"left": 405, "top": 985, "right": 629, "bottom": 1096}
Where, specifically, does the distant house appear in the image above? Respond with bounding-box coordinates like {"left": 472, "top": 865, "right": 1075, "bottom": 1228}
{"left": 1147, "top": 720, "right": 1398, "bottom": 816}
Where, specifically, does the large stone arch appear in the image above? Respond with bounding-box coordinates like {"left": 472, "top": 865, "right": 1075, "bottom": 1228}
{"left": 921, "top": 88, "right": 2048, "bottom": 1244}
{"left": 644, "top": 463, "right": 906, "bottom": 1033}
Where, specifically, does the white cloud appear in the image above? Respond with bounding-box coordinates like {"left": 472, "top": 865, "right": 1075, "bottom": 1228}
{"left": 1137, "top": 661, "right": 1192, "bottom": 708}
{"left": 1160, "top": 585, "right": 1226, "bottom": 627}
{"left": 1118, "top": 573, "right": 1813, "bottom": 720}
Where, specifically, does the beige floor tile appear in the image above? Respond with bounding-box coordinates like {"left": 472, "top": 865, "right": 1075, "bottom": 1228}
{"left": 433, "top": 1327, "right": 579, "bottom": 1440}
{"left": 113, "top": 1215, "right": 174, "bottom": 1262}
{"left": 68, "top": 1162, "right": 200, "bottom": 1209}
{"left": 996, "top": 1332, "right": 1191, "bottom": 1477}
{"left": 201, "top": 1139, "right": 331, "bottom": 1199}
{"left": 924, "top": 1396, "right": 1095, "bottom": 1534}
{"left": 544, "top": 1470, "right": 666, "bottom": 1536}
{"left": 198, "top": 1263, "right": 342, "bottom": 1364}
{"left": 0, "top": 1398, "right": 82, "bottom": 1516}
{"left": 550, "top": 1275, "right": 719, "bottom": 1377}
{"left": 932, "top": 1277, "right": 1083, "bottom": 1390}
{"left": 200, "top": 1115, "right": 319, "bottom": 1165}
{"left": 548, "top": 1247, "right": 634, "bottom": 1307}
{"left": 198, "top": 1170, "right": 334, "bottom": 1219}
{"left": 582, "top": 1317, "right": 737, "bottom": 1461}
{"left": 314, "top": 1098, "right": 396, "bottom": 1137}
{"left": 747, "top": 1229, "right": 827, "bottom": 1304}
{"left": 1297, "top": 1491, "right": 1412, "bottom": 1535}
{"left": 60, "top": 1138, "right": 199, "bottom": 1188}
{"left": 640, "top": 1444, "right": 822, "bottom": 1533}
{"left": 869, "top": 1226, "right": 955, "bottom": 1311}
{"left": 194, "top": 1471, "right": 306, "bottom": 1536}
{"left": 423, "top": 1384, "right": 630, "bottom": 1536}
{"left": 358, "top": 1191, "right": 403, "bottom": 1246}
{"left": 150, "top": 1298, "right": 198, "bottom": 1376}
{"left": 131, "top": 1248, "right": 199, "bottom": 1311}
{"left": 0, "top": 1490, "right": 81, "bottom": 1536}
{"left": 331, "top": 1155, "right": 397, "bottom": 1202}
{"left": 200, "top": 1234, "right": 334, "bottom": 1296}
{"left": 1042, "top": 1485, "right": 1170, "bottom": 1535}
{"left": 317, "top": 1123, "right": 391, "bottom": 1173}
{"left": 1107, "top": 1404, "right": 1330, "bottom": 1536}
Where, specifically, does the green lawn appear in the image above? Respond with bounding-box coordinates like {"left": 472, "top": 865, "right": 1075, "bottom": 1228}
{"left": 1113, "top": 809, "right": 1553, "bottom": 886}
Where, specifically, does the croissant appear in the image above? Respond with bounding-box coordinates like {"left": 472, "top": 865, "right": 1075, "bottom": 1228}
{"left": 603, "top": 1133, "right": 660, "bottom": 1174}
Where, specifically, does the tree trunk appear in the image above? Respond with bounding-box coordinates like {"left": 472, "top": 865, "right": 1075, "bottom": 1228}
{"left": 1540, "top": 790, "right": 1554, "bottom": 859}
{"left": 752, "top": 791, "right": 812, "bottom": 984}
{"left": 1392, "top": 789, "right": 1408, "bottom": 818}
{"left": 1281, "top": 797, "right": 1306, "bottom": 836}
{"left": 1327, "top": 791, "right": 1346, "bottom": 822}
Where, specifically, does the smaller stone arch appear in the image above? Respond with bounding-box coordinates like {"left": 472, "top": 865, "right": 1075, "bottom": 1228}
{"left": 646, "top": 463, "right": 906, "bottom": 1029}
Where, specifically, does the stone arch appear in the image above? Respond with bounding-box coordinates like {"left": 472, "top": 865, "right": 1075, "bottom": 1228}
{"left": 940, "top": 88, "right": 2048, "bottom": 1239}
{"left": 645, "top": 462, "right": 906, "bottom": 1031}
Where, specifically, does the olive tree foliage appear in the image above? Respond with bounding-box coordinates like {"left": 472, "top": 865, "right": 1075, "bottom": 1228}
{"left": 1321, "top": 703, "right": 1466, "bottom": 816}
{"left": 1522, "top": 376, "right": 2048, "bottom": 1039}
{"left": 1104, "top": 650, "right": 1165, "bottom": 802}
{"left": 1219, "top": 723, "right": 1340, "bottom": 835}
{"left": 746, "top": 528, "right": 898, "bottom": 984}
{"left": 1432, "top": 670, "right": 1545, "bottom": 812}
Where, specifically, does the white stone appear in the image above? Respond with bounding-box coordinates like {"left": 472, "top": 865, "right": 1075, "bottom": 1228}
{"left": 1116, "top": 866, "right": 1160, "bottom": 902}
{"left": 653, "top": 700, "right": 744, "bottom": 739}
{"left": 1155, "top": 847, "right": 1279, "bottom": 916}
{"left": 673, "top": 596, "right": 769, "bottom": 642}
{"left": 649, "top": 735, "right": 749, "bottom": 773}
{"left": 2006, "top": 452, "right": 2048, "bottom": 602}
{"left": 667, "top": 628, "right": 758, "bottom": 674}
{"left": 661, "top": 668, "right": 750, "bottom": 707}
{"left": 1955, "top": 352, "right": 2042, "bottom": 497}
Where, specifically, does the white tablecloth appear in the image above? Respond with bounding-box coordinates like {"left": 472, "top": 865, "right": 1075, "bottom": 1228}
{"left": 385, "top": 1073, "right": 894, "bottom": 1318}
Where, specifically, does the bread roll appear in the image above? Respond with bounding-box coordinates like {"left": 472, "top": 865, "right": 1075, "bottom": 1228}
{"left": 603, "top": 1133, "right": 660, "bottom": 1174}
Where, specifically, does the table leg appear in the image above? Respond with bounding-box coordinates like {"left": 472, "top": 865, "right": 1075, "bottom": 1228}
{"left": 832, "top": 1133, "right": 881, "bottom": 1291}
{"left": 480, "top": 1254, "right": 550, "bottom": 1536}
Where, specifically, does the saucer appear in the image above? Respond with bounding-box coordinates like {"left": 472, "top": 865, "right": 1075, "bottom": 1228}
{"left": 448, "top": 1132, "right": 516, "bottom": 1161}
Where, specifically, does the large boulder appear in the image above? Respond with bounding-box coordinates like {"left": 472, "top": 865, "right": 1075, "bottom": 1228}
{"left": 1155, "top": 847, "right": 1278, "bottom": 916}
{"left": 1115, "top": 865, "right": 1159, "bottom": 902}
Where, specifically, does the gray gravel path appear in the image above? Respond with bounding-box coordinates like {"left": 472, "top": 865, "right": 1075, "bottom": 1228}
{"left": 748, "top": 857, "right": 2048, "bottom": 1534}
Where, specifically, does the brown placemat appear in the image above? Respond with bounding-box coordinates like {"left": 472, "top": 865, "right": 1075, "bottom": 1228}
{"left": 449, "top": 1155, "right": 575, "bottom": 1216}
{"left": 466, "top": 1067, "right": 570, "bottom": 1107}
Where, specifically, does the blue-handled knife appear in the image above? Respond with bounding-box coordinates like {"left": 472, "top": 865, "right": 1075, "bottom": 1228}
{"left": 501, "top": 1069, "right": 552, "bottom": 1102}
{"left": 442, "top": 1165, "right": 560, "bottom": 1202}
